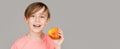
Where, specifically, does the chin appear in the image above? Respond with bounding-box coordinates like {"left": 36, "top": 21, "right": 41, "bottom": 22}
{"left": 32, "top": 29, "right": 42, "bottom": 33}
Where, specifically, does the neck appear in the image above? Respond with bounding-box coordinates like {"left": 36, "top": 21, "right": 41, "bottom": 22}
{"left": 27, "top": 30, "right": 45, "bottom": 41}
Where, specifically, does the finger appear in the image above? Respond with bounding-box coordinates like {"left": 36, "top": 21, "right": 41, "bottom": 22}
{"left": 58, "top": 28, "right": 64, "bottom": 36}
{"left": 58, "top": 31, "right": 64, "bottom": 38}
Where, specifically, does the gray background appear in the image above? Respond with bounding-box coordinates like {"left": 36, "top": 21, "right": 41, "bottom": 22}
{"left": 0, "top": 0, "right": 120, "bottom": 49}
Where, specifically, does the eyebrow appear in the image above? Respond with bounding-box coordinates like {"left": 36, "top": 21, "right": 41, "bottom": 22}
{"left": 32, "top": 13, "right": 47, "bottom": 17}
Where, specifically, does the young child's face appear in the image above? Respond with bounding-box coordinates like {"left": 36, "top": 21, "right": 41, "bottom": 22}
{"left": 25, "top": 7, "right": 49, "bottom": 33}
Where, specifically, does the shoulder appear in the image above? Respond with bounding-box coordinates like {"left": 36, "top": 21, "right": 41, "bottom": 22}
{"left": 15, "top": 35, "right": 27, "bottom": 45}
{"left": 11, "top": 35, "right": 27, "bottom": 49}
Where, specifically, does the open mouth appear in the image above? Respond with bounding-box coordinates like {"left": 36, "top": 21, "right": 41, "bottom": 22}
{"left": 33, "top": 24, "right": 41, "bottom": 28}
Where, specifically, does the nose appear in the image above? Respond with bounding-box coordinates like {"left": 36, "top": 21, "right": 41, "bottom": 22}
{"left": 35, "top": 16, "right": 40, "bottom": 22}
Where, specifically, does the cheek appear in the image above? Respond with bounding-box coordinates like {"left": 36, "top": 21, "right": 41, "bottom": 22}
{"left": 40, "top": 19, "right": 47, "bottom": 24}
{"left": 28, "top": 18, "right": 34, "bottom": 25}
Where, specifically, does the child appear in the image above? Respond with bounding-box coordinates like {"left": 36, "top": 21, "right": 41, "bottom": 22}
{"left": 11, "top": 2, "right": 64, "bottom": 49}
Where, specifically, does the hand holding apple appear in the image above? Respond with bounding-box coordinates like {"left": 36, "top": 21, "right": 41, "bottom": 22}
{"left": 48, "top": 27, "right": 64, "bottom": 49}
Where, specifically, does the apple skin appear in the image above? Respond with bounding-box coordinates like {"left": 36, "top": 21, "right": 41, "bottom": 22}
{"left": 48, "top": 27, "right": 61, "bottom": 40}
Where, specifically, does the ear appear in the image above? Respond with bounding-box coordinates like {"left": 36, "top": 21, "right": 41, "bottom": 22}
{"left": 24, "top": 17, "right": 28, "bottom": 24}
{"left": 45, "top": 19, "right": 50, "bottom": 26}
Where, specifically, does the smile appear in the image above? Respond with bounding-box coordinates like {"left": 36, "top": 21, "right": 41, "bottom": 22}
{"left": 33, "top": 24, "right": 41, "bottom": 28}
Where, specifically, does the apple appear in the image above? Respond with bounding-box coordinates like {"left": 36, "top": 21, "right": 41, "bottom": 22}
{"left": 48, "top": 27, "right": 61, "bottom": 40}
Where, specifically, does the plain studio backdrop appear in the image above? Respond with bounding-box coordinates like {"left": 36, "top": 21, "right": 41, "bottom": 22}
{"left": 0, "top": 0, "right": 120, "bottom": 49}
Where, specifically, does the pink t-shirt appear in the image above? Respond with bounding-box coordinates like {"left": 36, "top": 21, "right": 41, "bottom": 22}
{"left": 11, "top": 34, "right": 56, "bottom": 49}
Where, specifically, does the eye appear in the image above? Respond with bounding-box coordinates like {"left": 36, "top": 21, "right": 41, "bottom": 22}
{"left": 40, "top": 16, "right": 45, "bottom": 18}
{"left": 30, "top": 15, "right": 35, "bottom": 17}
